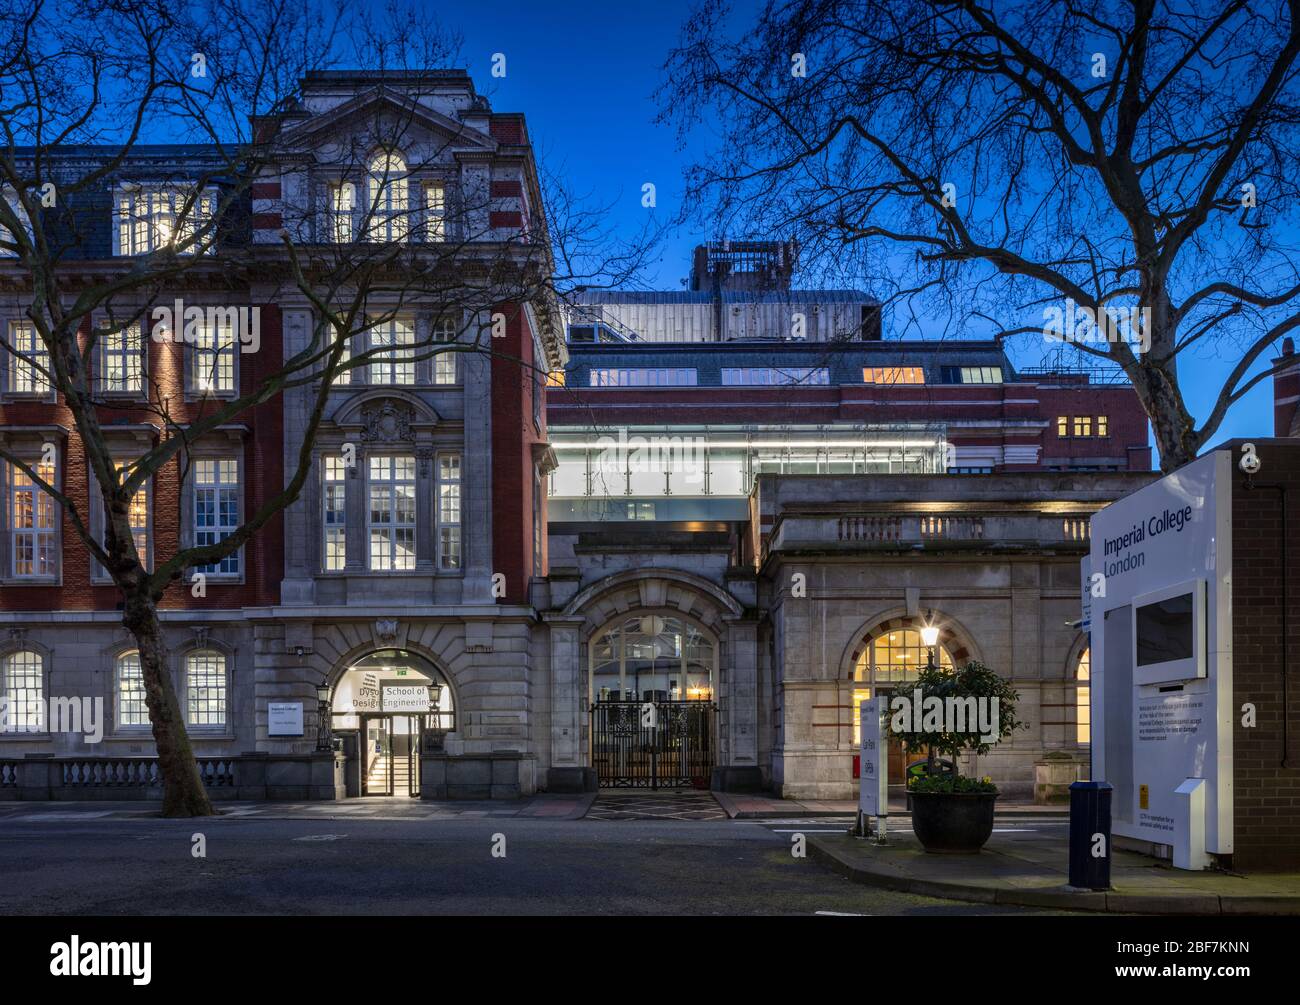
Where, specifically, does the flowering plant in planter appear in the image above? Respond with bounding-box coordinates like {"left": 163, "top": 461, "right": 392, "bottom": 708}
{"left": 885, "top": 660, "right": 1024, "bottom": 852}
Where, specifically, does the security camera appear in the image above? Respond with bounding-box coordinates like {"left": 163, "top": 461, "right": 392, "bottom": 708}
{"left": 1239, "top": 443, "right": 1261, "bottom": 475}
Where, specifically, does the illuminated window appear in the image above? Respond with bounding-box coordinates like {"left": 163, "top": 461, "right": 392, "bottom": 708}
{"left": 8, "top": 322, "right": 49, "bottom": 394}
{"left": 2, "top": 650, "right": 44, "bottom": 730}
{"left": 193, "top": 458, "right": 239, "bottom": 575}
{"left": 1097, "top": 415, "right": 1108, "bottom": 437}
{"left": 9, "top": 457, "right": 57, "bottom": 578}
{"left": 1057, "top": 416, "right": 1068, "bottom": 437}
{"left": 546, "top": 370, "right": 567, "bottom": 387}
{"left": 97, "top": 460, "right": 149, "bottom": 574}
{"left": 97, "top": 322, "right": 144, "bottom": 394}
{"left": 1076, "top": 648, "right": 1090, "bottom": 745}
{"left": 367, "top": 150, "right": 409, "bottom": 243}
{"left": 321, "top": 455, "right": 347, "bottom": 572}
{"left": 853, "top": 628, "right": 953, "bottom": 685}
{"left": 423, "top": 182, "right": 446, "bottom": 241}
{"left": 961, "top": 366, "right": 1003, "bottom": 384}
{"left": 189, "top": 317, "right": 236, "bottom": 394}
{"left": 116, "top": 652, "right": 149, "bottom": 728}
{"left": 1073, "top": 416, "right": 1092, "bottom": 437}
{"left": 330, "top": 182, "right": 355, "bottom": 242}
{"left": 186, "top": 649, "right": 227, "bottom": 728}
{"left": 590, "top": 614, "right": 714, "bottom": 702}
{"left": 851, "top": 686, "right": 872, "bottom": 745}
{"left": 369, "top": 318, "right": 415, "bottom": 385}
{"left": 864, "top": 366, "right": 925, "bottom": 385}
{"left": 367, "top": 455, "right": 416, "bottom": 571}
{"left": 115, "top": 186, "right": 214, "bottom": 255}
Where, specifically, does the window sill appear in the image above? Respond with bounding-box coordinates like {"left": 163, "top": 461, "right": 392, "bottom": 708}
{"left": 0, "top": 577, "right": 60, "bottom": 587}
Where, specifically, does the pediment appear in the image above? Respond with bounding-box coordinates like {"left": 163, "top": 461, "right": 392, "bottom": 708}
{"left": 329, "top": 390, "right": 441, "bottom": 440}
{"left": 275, "top": 87, "right": 497, "bottom": 155}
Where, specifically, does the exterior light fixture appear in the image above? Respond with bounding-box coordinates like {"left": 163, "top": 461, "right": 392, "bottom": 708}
{"left": 315, "top": 679, "right": 332, "bottom": 752}
{"left": 920, "top": 625, "right": 940, "bottom": 648}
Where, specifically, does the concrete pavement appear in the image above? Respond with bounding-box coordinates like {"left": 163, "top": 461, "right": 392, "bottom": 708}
{"left": 809, "top": 825, "right": 1300, "bottom": 915}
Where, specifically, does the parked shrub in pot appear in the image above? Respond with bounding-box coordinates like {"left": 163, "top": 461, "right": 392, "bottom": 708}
{"left": 885, "top": 660, "right": 1023, "bottom": 853}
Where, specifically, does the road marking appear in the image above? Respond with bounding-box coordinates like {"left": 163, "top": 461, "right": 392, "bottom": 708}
{"left": 991, "top": 828, "right": 1035, "bottom": 833}
{"left": 293, "top": 834, "right": 347, "bottom": 842}
{"left": 771, "top": 828, "right": 845, "bottom": 833}
{"left": 815, "top": 910, "right": 868, "bottom": 916}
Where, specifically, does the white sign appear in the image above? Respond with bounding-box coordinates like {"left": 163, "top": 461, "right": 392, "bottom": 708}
{"left": 267, "top": 702, "right": 304, "bottom": 736}
{"left": 1089, "top": 450, "right": 1232, "bottom": 866}
{"left": 382, "top": 685, "right": 431, "bottom": 714}
{"left": 858, "top": 697, "right": 888, "bottom": 818}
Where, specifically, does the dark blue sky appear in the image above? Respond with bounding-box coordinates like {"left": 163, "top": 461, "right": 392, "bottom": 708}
{"left": 450, "top": 0, "right": 1278, "bottom": 455}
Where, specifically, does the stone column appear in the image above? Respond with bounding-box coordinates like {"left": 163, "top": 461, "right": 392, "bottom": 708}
{"left": 719, "top": 617, "right": 762, "bottom": 791}
{"left": 543, "top": 614, "right": 590, "bottom": 792}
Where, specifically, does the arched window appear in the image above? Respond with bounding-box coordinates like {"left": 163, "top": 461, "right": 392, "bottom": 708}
{"left": 852, "top": 628, "right": 954, "bottom": 744}
{"left": 1, "top": 649, "right": 44, "bottom": 730}
{"left": 186, "top": 649, "right": 228, "bottom": 728}
{"left": 367, "top": 150, "right": 409, "bottom": 242}
{"left": 1075, "top": 647, "right": 1091, "bottom": 745}
{"left": 590, "top": 614, "right": 714, "bottom": 702}
{"left": 116, "top": 651, "right": 149, "bottom": 728}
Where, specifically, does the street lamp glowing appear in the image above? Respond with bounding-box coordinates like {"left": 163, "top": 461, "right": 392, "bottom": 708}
{"left": 920, "top": 625, "right": 940, "bottom": 648}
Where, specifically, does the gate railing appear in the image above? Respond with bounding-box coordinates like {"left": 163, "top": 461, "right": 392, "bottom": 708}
{"left": 589, "top": 701, "right": 716, "bottom": 789}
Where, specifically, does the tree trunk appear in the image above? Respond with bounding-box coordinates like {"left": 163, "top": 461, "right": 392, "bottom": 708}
{"left": 122, "top": 593, "right": 216, "bottom": 817}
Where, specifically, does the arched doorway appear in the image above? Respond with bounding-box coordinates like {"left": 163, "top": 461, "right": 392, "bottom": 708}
{"left": 329, "top": 649, "right": 455, "bottom": 797}
{"left": 588, "top": 613, "right": 718, "bottom": 788}
{"left": 849, "top": 617, "right": 963, "bottom": 787}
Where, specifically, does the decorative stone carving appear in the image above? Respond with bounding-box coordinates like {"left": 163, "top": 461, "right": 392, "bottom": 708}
{"left": 374, "top": 619, "right": 399, "bottom": 643}
{"left": 359, "top": 402, "right": 414, "bottom": 444}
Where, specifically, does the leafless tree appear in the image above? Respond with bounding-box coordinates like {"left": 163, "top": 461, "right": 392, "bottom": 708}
{"left": 0, "top": 0, "right": 653, "bottom": 815}
{"left": 661, "top": 0, "right": 1300, "bottom": 470}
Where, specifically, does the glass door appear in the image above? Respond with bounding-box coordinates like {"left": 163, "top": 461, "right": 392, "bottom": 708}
{"left": 407, "top": 714, "right": 422, "bottom": 797}
{"left": 363, "top": 715, "right": 393, "bottom": 796}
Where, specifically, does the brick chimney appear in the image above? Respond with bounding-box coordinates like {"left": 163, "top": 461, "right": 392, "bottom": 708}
{"left": 1275, "top": 336, "right": 1300, "bottom": 437}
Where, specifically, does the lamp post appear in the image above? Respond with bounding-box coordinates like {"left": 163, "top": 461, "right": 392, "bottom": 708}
{"left": 919, "top": 623, "right": 941, "bottom": 776}
{"left": 315, "top": 679, "right": 332, "bottom": 752}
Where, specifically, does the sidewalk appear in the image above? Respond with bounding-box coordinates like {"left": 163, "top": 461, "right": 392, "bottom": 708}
{"left": 808, "top": 826, "right": 1300, "bottom": 915}
{"left": 712, "top": 791, "right": 1069, "bottom": 819}
{"left": 0, "top": 792, "right": 598, "bottom": 822}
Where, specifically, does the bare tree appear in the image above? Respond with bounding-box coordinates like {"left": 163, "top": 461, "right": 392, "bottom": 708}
{"left": 0, "top": 0, "right": 652, "bottom": 815}
{"left": 661, "top": 0, "right": 1300, "bottom": 470}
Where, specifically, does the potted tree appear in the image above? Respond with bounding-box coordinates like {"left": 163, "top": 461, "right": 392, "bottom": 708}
{"left": 886, "top": 660, "right": 1023, "bottom": 853}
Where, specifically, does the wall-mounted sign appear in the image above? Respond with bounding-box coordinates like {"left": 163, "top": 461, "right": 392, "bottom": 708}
{"left": 268, "top": 702, "right": 304, "bottom": 736}
{"left": 382, "top": 685, "right": 431, "bottom": 714}
{"left": 355, "top": 671, "right": 381, "bottom": 712}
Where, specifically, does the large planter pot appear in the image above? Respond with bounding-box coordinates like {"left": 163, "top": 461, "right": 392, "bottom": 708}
{"left": 909, "top": 791, "right": 998, "bottom": 853}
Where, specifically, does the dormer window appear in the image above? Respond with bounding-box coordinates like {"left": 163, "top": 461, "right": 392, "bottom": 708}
{"left": 367, "top": 150, "right": 409, "bottom": 243}
{"left": 114, "top": 185, "right": 215, "bottom": 256}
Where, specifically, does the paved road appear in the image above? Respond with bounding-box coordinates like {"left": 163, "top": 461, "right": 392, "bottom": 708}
{"left": 0, "top": 812, "right": 1070, "bottom": 915}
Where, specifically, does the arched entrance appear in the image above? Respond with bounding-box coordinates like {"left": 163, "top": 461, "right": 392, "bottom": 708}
{"left": 329, "top": 649, "right": 455, "bottom": 797}
{"left": 847, "top": 614, "right": 968, "bottom": 787}
{"left": 588, "top": 612, "right": 718, "bottom": 788}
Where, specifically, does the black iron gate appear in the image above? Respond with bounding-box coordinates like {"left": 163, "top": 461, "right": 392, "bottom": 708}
{"left": 590, "top": 701, "right": 716, "bottom": 788}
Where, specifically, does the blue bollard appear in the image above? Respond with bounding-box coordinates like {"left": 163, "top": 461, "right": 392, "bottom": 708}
{"left": 1068, "top": 780, "right": 1113, "bottom": 890}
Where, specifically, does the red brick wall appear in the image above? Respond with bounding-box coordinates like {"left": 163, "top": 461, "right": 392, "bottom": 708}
{"left": 1230, "top": 440, "right": 1300, "bottom": 869}
{"left": 0, "top": 302, "right": 284, "bottom": 612}
{"left": 489, "top": 303, "right": 544, "bottom": 602}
